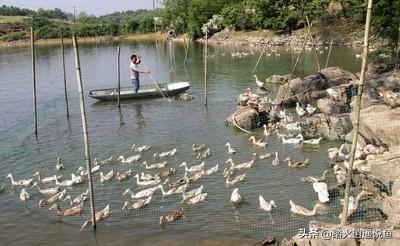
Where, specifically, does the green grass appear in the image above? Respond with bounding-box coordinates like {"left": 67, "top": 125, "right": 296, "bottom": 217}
{"left": 0, "top": 15, "right": 29, "bottom": 24}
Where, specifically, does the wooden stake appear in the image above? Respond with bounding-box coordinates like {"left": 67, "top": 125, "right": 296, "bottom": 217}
{"left": 253, "top": 39, "right": 268, "bottom": 73}
{"left": 306, "top": 16, "right": 321, "bottom": 72}
{"left": 325, "top": 38, "right": 334, "bottom": 69}
{"left": 72, "top": 36, "right": 97, "bottom": 230}
{"left": 31, "top": 26, "right": 38, "bottom": 136}
{"left": 60, "top": 31, "right": 70, "bottom": 118}
{"left": 204, "top": 29, "right": 208, "bottom": 106}
{"left": 396, "top": 22, "right": 400, "bottom": 69}
{"left": 341, "top": 0, "right": 373, "bottom": 226}
{"left": 117, "top": 45, "right": 121, "bottom": 107}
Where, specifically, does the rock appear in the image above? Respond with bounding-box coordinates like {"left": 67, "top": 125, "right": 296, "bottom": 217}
{"left": 321, "top": 67, "right": 358, "bottom": 87}
{"left": 300, "top": 113, "right": 352, "bottom": 140}
{"left": 381, "top": 196, "right": 400, "bottom": 226}
{"left": 275, "top": 78, "right": 302, "bottom": 105}
{"left": 361, "top": 229, "right": 400, "bottom": 246}
{"left": 367, "top": 150, "right": 400, "bottom": 185}
{"left": 351, "top": 104, "right": 400, "bottom": 146}
{"left": 265, "top": 74, "right": 291, "bottom": 85}
{"left": 366, "top": 63, "right": 394, "bottom": 79}
{"left": 317, "top": 98, "right": 349, "bottom": 115}
{"left": 296, "top": 73, "right": 328, "bottom": 105}
{"left": 225, "top": 107, "right": 258, "bottom": 129}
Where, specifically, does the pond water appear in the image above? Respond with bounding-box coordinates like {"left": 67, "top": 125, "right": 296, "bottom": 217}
{"left": 0, "top": 40, "right": 365, "bottom": 245}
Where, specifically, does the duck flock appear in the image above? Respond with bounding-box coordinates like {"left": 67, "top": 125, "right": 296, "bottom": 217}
{"left": 3, "top": 103, "right": 386, "bottom": 231}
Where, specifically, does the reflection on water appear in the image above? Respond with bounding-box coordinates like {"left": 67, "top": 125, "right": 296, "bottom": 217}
{"left": 0, "top": 40, "right": 367, "bottom": 245}
{"left": 133, "top": 103, "right": 145, "bottom": 130}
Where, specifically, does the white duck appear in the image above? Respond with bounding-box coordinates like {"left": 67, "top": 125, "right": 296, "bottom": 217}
{"left": 132, "top": 144, "right": 151, "bottom": 152}
{"left": 179, "top": 162, "right": 205, "bottom": 173}
{"left": 301, "top": 170, "right": 329, "bottom": 182}
{"left": 181, "top": 185, "right": 204, "bottom": 203}
{"left": 186, "top": 193, "right": 207, "bottom": 205}
{"left": 338, "top": 190, "right": 372, "bottom": 220}
{"left": 54, "top": 175, "right": 76, "bottom": 187}
{"left": 116, "top": 169, "right": 132, "bottom": 181}
{"left": 230, "top": 188, "right": 242, "bottom": 205}
{"left": 174, "top": 183, "right": 187, "bottom": 194}
{"left": 328, "top": 144, "right": 346, "bottom": 161}
{"left": 272, "top": 152, "right": 280, "bottom": 166}
{"left": 296, "top": 102, "right": 306, "bottom": 117}
{"left": 249, "top": 136, "right": 267, "bottom": 147}
{"left": 100, "top": 169, "right": 114, "bottom": 183}
{"left": 91, "top": 164, "right": 101, "bottom": 174}
{"left": 143, "top": 161, "right": 167, "bottom": 169}
{"left": 32, "top": 171, "right": 61, "bottom": 184}
{"left": 306, "top": 104, "right": 316, "bottom": 115}
{"left": 259, "top": 152, "right": 272, "bottom": 160}
{"left": 259, "top": 195, "right": 276, "bottom": 212}
{"left": 205, "top": 163, "right": 219, "bottom": 175}
{"left": 312, "top": 182, "right": 329, "bottom": 203}
{"left": 122, "top": 186, "right": 159, "bottom": 199}
{"left": 262, "top": 124, "right": 271, "bottom": 136}
{"left": 132, "top": 196, "right": 152, "bottom": 209}
{"left": 282, "top": 134, "right": 303, "bottom": 144}
{"left": 134, "top": 174, "right": 160, "bottom": 186}
{"left": 56, "top": 156, "right": 64, "bottom": 170}
{"left": 226, "top": 173, "right": 246, "bottom": 187}
{"left": 225, "top": 143, "right": 237, "bottom": 154}
{"left": 140, "top": 172, "right": 160, "bottom": 181}
{"left": 6, "top": 174, "right": 33, "bottom": 187}
{"left": 158, "top": 184, "right": 176, "bottom": 196}
{"left": 72, "top": 190, "right": 89, "bottom": 205}
{"left": 118, "top": 154, "right": 141, "bottom": 164}
{"left": 254, "top": 74, "right": 264, "bottom": 88}
{"left": 32, "top": 182, "right": 60, "bottom": 196}
{"left": 303, "top": 137, "right": 322, "bottom": 145}
{"left": 283, "top": 122, "right": 301, "bottom": 131}
{"left": 226, "top": 153, "right": 257, "bottom": 170}
{"left": 326, "top": 88, "right": 340, "bottom": 100}
{"left": 81, "top": 205, "right": 110, "bottom": 230}
{"left": 154, "top": 148, "right": 177, "bottom": 159}
{"left": 20, "top": 188, "right": 30, "bottom": 202}
{"left": 289, "top": 200, "right": 322, "bottom": 216}
{"left": 47, "top": 189, "right": 67, "bottom": 204}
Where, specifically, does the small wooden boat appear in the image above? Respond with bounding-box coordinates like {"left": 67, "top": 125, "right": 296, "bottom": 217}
{"left": 89, "top": 82, "right": 190, "bottom": 101}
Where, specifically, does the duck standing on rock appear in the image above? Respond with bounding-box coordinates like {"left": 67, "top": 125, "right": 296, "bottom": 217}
{"left": 338, "top": 190, "right": 373, "bottom": 220}
{"left": 296, "top": 102, "right": 306, "bottom": 117}
{"left": 306, "top": 104, "right": 316, "bottom": 116}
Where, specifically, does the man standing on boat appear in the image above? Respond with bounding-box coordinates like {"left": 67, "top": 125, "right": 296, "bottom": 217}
{"left": 130, "top": 54, "right": 150, "bottom": 94}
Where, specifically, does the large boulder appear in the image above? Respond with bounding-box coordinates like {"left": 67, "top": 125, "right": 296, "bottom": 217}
{"left": 275, "top": 77, "right": 302, "bottom": 105}
{"left": 301, "top": 113, "right": 352, "bottom": 140}
{"left": 321, "top": 66, "right": 358, "bottom": 87}
{"left": 225, "top": 107, "right": 258, "bottom": 129}
{"left": 317, "top": 98, "right": 349, "bottom": 115}
{"left": 265, "top": 74, "right": 292, "bottom": 85}
{"left": 351, "top": 104, "right": 400, "bottom": 147}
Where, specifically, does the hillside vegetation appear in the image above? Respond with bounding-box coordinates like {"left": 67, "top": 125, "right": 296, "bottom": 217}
{"left": 0, "top": 1, "right": 399, "bottom": 48}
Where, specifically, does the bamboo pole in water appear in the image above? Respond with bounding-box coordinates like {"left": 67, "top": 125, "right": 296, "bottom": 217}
{"left": 253, "top": 39, "right": 268, "bottom": 73}
{"left": 204, "top": 29, "right": 208, "bottom": 106}
{"left": 31, "top": 26, "right": 38, "bottom": 136}
{"left": 306, "top": 16, "right": 321, "bottom": 72}
{"left": 117, "top": 45, "right": 121, "bottom": 108}
{"left": 72, "top": 36, "right": 97, "bottom": 230}
{"left": 60, "top": 31, "right": 70, "bottom": 118}
{"left": 341, "top": 0, "right": 373, "bottom": 226}
{"left": 184, "top": 38, "right": 190, "bottom": 66}
{"left": 325, "top": 38, "right": 334, "bottom": 69}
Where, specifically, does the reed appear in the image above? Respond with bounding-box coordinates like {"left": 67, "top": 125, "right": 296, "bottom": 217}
{"left": 306, "top": 16, "right": 321, "bottom": 72}
{"left": 325, "top": 38, "right": 334, "bottom": 69}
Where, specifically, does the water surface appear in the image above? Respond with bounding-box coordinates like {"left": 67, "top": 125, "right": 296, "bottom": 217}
{"left": 0, "top": 40, "right": 366, "bottom": 245}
